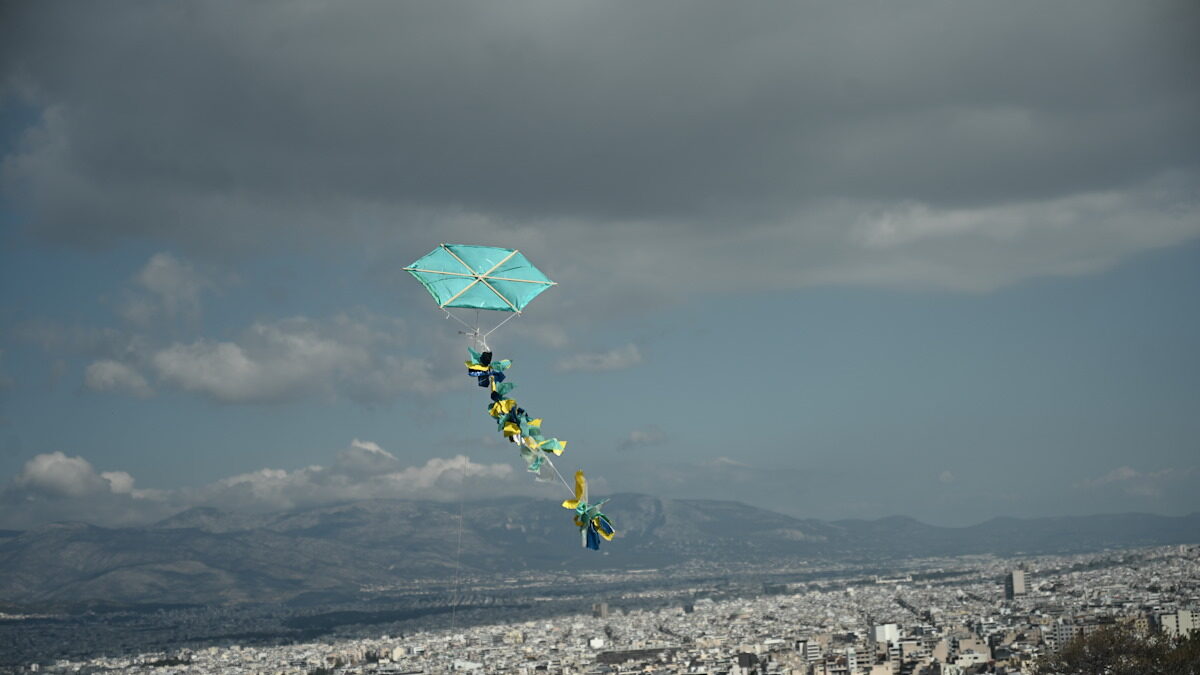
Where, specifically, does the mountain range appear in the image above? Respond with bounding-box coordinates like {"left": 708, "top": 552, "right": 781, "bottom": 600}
{"left": 1, "top": 495, "right": 1196, "bottom": 610}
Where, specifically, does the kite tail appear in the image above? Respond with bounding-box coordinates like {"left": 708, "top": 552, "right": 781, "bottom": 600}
{"left": 466, "top": 348, "right": 615, "bottom": 550}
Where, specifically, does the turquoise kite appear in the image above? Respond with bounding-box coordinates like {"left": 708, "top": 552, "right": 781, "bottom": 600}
{"left": 405, "top": 243, "right": 615, "bottom": 551}
{"left": 404, "top": 243, "right": 555, "bottom": 313}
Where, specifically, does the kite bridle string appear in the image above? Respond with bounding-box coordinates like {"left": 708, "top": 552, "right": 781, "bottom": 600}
{"left": 444, "top": 308, "right": 520, "bottom": 352}
{"left": 443, "top": 308, "right": 474, "bottom": 331}
{"left": 482, "top": 312, "right": 518, "bottom": 340}
{"left": 444, "top": 308, "right": 488, "bottom": 352}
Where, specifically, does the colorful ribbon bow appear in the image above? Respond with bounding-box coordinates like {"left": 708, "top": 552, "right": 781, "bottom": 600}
{"left": 520, "top": 417, "right": 567, "bottom": 456}
{"left": 488, "top": 397, "right": 525, "bottom": 439}
{"left": 517, "top": 417, "right": 567, "bottom": 474}
{"left": 488, "top": 404, "right": 567, "bottom": 473}
{"left": 466, "top": 348, "right": 511, "bottom": 388}
{"left": 562, "top": 470, "right": 615, "bottom": 550}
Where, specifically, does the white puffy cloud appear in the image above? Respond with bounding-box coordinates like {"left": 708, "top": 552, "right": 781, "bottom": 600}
{"left": 100, "top": 470, "right": 135, "bottom": 494}
{"left": 149, "top": 314, "right": 451, "bottom": 404}
{"left": 557, "top": 343, "right": 641, "bottom": 372}
{"left": 332, "top": 438, "right": 400, "bottom": 477}
{"left": 30, "top": 252, "right": 458, "bottom": 407}
{"left": 200, "top": 453, "right": 517, "bottom": 513}
{"left": 15, "top": 451, "right": 111, "bottom": 498}
{"left": 84, "top": 359, "right": 153, "bottom": 397}
{"left": 13, "top": 452, "right": 146, "bottom": 500}
{"left": 349, "top": 438, "right": 391, "bottom": 457}
{"left": 151, "top": 335, "right": 349, "bottom": 403}
{"left": 0, "top": 452, "right": 173, "bottom": 528}
{"left": 938, "top": 470, "right": 955, "bottom": 484}
{"left": 0, "top": 441, "right": 532, "bottom": 528}
{"left": 384, "top": 454, "right": 513, "bottom": 490}
{"left": 189, "top": 449, "right": 518, "bottom": 511}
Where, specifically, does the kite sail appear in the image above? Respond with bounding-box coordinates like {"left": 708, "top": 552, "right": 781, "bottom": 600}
{"left": 405, "top": 243, "right": 554, "bottom": 312}
{"left": 405, "top": 244, "right": 615, "bottom": 550}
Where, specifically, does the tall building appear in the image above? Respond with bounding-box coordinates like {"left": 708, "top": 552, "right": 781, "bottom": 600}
{"left": 591, "top": 602, "right": 609, "bottom": 619}
{"left": 795, "top": 640, "right": 822, "bottom": 664}
{"left": 1005, "top": 570, "right": 1027, "bottom": 599}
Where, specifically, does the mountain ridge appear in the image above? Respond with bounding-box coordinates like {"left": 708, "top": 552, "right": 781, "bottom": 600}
{"left": 1, "top": 496, "right": 1196, "bottom": 610}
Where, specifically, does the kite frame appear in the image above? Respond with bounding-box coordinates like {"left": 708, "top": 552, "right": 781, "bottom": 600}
{"left": 403, "top": 243, "right": 557, "bottom": 314}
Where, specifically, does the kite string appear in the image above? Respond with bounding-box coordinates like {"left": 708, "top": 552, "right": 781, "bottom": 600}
{"left": 541, "top": 453, "right": 577, "bottom": 499}
{"left": 449, "top": 489, "right": 464, "bottom": 634}
{"left": 449, "top": 311, "right": 482, "bottom": 636}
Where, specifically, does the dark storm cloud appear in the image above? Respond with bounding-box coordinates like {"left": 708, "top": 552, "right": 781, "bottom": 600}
{"left": 3, "top": 1, "right": 1198, "bottom": 290}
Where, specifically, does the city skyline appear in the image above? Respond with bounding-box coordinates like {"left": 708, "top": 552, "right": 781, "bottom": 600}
{"left": 6, "top": 543, "right": 1197, "bottom": 672}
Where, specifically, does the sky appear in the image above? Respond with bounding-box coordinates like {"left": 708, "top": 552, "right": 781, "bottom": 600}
{"left": 0, "top": 1, "right": 1197, "bottom": 529}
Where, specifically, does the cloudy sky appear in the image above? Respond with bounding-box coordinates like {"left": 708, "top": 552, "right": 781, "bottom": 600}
{"left": 1, "top": 1, "right": 1197, "bottom": 529}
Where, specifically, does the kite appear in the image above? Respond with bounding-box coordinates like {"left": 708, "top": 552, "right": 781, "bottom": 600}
{"left": 405, "top": 244, "right": 615, "bottom": 550}
{"left": 405, "top": 243, "right": 554, "bottom": 322}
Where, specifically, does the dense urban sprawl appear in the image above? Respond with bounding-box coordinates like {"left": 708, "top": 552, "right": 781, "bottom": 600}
{"left": 5, "top": 544, "right": 1197, "bottom": 675}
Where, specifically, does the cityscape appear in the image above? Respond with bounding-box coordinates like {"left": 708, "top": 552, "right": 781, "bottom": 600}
{"left": 4, "top": 543, "right": 1196, "bottom": 674}
{"left": 3, "top": 2, "right": 1199, "bottom": 675}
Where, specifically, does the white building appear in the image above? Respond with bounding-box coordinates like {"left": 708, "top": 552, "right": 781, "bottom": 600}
{"left": 1005, "top": 570, "right": 1027, "bottom": 599}
{"left": 1158, "top": 609, "right": 1195, "bottom": 638}
{"left": 873, "top": 623, "right": 900, "bottom": 645}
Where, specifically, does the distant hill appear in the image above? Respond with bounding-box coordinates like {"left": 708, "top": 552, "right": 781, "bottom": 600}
{"left": 0, "top": 496, "right": 1196, "bottom": 609}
